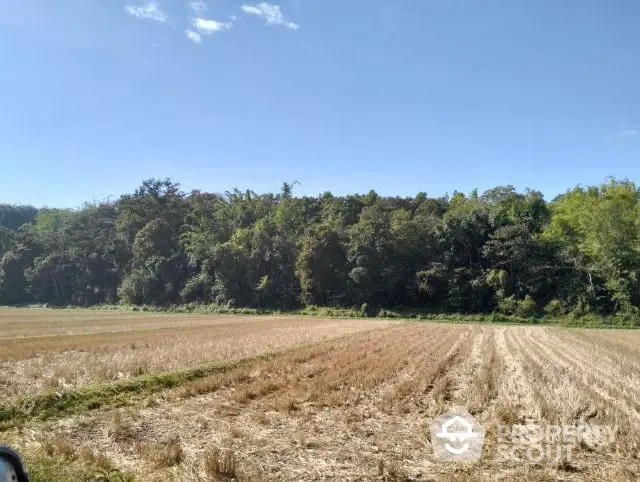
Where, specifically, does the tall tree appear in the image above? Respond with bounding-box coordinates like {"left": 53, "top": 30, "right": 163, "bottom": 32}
{"left": 296, "top": 224, "right": 348, "bottom": 306}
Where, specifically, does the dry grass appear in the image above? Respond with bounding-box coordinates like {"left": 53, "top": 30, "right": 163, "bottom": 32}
{"left": 105, "top": 411, "right": 137, "bottom": 443}
{"left": 3, "top": 312, "right": 640, "bottom": 480}
{"left": 140, "top": 436, "right": 184, "bottom": 468}
{"left": 469, "top": 331, "right": 502, "bottom": 413}
{"left": 202, "top": 447, "right": 238, "bottom": 480}
{"left": 0, "top": 309, "right": 268, "bottom": 338}
{"left": 79, "top": 447, "right": 115, "bottom": 472}
{"left": 0, "top": 309, "right": 400, "bottom": 396}
{"left": 41, "top": 435, "right": 78, "bottom": 461}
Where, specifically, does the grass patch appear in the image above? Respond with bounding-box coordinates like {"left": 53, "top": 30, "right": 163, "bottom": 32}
{"left": 15, "top": 449, "right": 132, "bottom": 482}
{"left": 0, "top": 326, "right": 391, "bottom": 427}
{"left": 26, "top": 454, "right": 94, "bottom": 482}
{"left": 203, "top": 447, "right": 238, "bottom": 479}
{"left": 0, "top": 351, "right": 279, "bottom": 427}
{"left": 42, "top": 303, "right": 640, "bottom": 327}
{"left": 141, "top": 436, "right": 183, "bottom": 468}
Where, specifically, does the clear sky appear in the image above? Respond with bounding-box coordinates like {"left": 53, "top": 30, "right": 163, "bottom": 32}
{"left": 1, "top": 0, "right": 639, "bottom": 207}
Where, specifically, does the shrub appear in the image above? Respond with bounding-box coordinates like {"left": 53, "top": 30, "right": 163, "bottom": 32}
{"left": 544, "top": 299, "right": 565, "bottom": 317}
{"left": 360, "top": 303, "right": 379, "bottom": 317}
{"left": 379, "top": 310, "right": 401, "bottom": 318}
{"left": 572, "top": 297, "right": 592, "bottom": 317}
{"left": 516, "top": 295, "right": 537, "bottom": 318}
{"left": 497, "top": 295, "right": 517, "bottom": 315}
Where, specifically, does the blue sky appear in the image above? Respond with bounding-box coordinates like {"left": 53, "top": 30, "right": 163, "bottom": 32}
{"left": 1, "top": 0, "right": 639, "bottom": 207}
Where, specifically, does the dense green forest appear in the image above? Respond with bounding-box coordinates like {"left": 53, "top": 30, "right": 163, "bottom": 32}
{"left": 1, "top": 178, "right": 639, "bottom": 320}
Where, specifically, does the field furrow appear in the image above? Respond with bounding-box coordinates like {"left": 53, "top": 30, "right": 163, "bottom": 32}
{"left": 0, "top": 315, "right": 401, "bottom": 397}
{"left": 1, "top": 310, "right": 639, "bottom": 481}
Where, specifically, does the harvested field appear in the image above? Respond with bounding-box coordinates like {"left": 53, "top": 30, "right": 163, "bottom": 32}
{"left": 1, "top": 310, "right": 640, "bottom": 481}
{"left": 0, "top": 311, "right": 400, "bottom": 397}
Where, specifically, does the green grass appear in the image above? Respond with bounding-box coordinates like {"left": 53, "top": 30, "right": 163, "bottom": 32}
{"left": 0, "top": 351, "right": 279, "bottom": 428}
{"left": 0, "top": 326, "right": 392, "bottom": 428}
{"left": 0, "top": 440, "right": 135, "bottom": 482}
{"left": 26, "top": 453, "right": 92, "bottom": 482}
{"left": 25, "top": 454, "right": 133, "bottom": 482}
{"left": 43, "top": 302, "right": 639, "bottom": 327}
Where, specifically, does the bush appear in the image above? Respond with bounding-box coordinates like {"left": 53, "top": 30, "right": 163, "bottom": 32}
{"left": 516, "top": 295, "right": 537, "bottom": 318}
{"left": 544, "top": 299, "right": 565, "bottom": 317}
{"left": 497, "top": 295, "right": 517, "bottom": 315}
{"left": 611, "top": 311, "right": 640, "bottom": 327}
{"left": 360, "top": 303, "right": 378, "bottom": 317}
{"left": 378, "top": 310, "right": 401, "bottom": 319}
{"left": 489, "top": 312, "right": 509, "bottom": 323}
{"left": 572, "top": 297, "right": 592, "bottom": 317}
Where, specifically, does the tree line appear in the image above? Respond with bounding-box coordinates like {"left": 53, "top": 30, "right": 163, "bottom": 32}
{"left": 1, "top": 178, "right": 639, "bottom": 319}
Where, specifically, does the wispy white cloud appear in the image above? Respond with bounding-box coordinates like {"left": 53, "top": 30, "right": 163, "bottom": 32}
{"left": 193, "top": 17, "right": 232, "bottom": 34}
{"left": 125, "top": 1, "right": 168, "bottom": 22}
{"left": 617, "top": 129, "right": 638, "bottom": 137}
{"left": 188, "top": 0, "right": 207, "bottom": 15}
{"left": 186, "top": 29, "right": 202, "bottom": 43}
{"left": 240, "top": 2, "right": 299, "bottom": 30}
{"left": 605, "top": 128, "right": 639, "bottom": 141}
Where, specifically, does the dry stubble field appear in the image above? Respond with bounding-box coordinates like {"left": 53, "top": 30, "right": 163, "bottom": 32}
{"left": 1, "top": 308, "right": 639, "bottom": 481}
